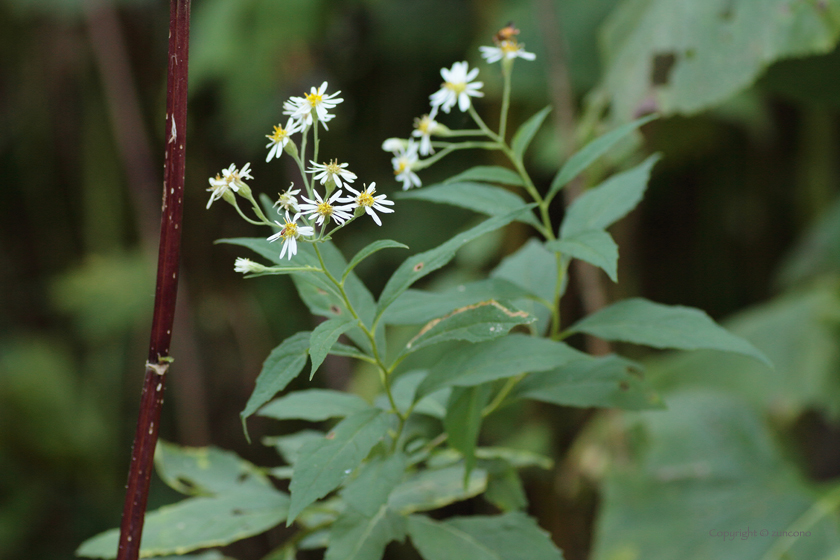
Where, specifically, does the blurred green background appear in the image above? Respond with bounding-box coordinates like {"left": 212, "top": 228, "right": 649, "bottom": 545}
{"left": 5, "top": 0, "right": 840, "bottom": 559}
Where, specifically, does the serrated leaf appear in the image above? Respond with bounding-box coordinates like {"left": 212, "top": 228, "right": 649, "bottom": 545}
{"left": 560, "top": 155, "right": 660, "bottom": 238}
{"left": 547, "top": 230, "right": 619, "bottom": 282}
{"left": 382, "top": 279, "right": 534, "bottom": 326}
{"left": 309, "top": 316, "right": 358, "bottom": 378}
{"left": 511, "top": 106, "right": 552, "bottom": 159}
{"left": 444, "top": 165, "right": 524, "bottom": 186}
{"left": 240, "top": 332, "right": 310, "bottom": 429}
{"left": 155, "top": 441, "right": 273, "bottom": 496}
{"left": 287, "top": 409, "right": 391, "bottom": 524}
{"left": 513, "top": 354, "right": 663, "bottom": 410}
{"left": 444, "top": 385, "right": 492, "bottom": 481}
{"left": 415, "top": 334, "right": 585, "bottom": 400}
{"left": 399, "top": 182, "right": 540, "bottom": 228}
{"left": 402, "top": 300, "right": 534, "bottom": 354}
{"left": 388, "top": 466, "right": 487, "bottom": 514}
{"left": 258, "top": 389, "right": 373, "bottom": 422}
{"left": 376, "top": 208, "right": 531, "bottom": 318}
{"left": 342, "top": 240, "right": 409, "bottom": 282}
{"left": 324, "top": 505, "right": 407, "bottom": 560}
{"left": 548, "top": 115, "right": 657, "bottom": 199}
{"left": 569, "top": 298, "right": 771, "bottom": 365}
{"left": 342, "top": 453, "right": 407, "bottom": 517}
{"left": 407, "top": 512, "right": 564, "bottom": 560}
{"left": 77, "top": 489, "right": 289, "bottom": 559}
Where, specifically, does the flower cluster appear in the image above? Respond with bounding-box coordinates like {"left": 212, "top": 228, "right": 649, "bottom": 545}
{"left": 382, "top": 25, "right": 535, "bottom": 190}
{"left": 206, "top": 81, "right": 395, "bottom": 267}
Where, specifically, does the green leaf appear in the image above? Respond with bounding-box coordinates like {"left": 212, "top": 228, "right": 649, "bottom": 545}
{"left": 382, "top": 279, "right": 534, "bottom": 326}
{"left": 473, "top": 447, "right": 554, "bottom": 470}
{"left": 444, "top": 165, "right": 524, "bottom": 186}
{"left": 287, "top": 409, "right": 391, "bottom": 524}
{"left": 547, "top": 230, "right": 619, "bottom": 282}
{"left": 258, "top": 389, "right": 373, "bottom": 422}
{"left": 329, "top": 341, "right": 372, "bottom": 361}
{"left": 324, "top": 506, "right": 407, "bottom": 560}
{"left": 217, "top": 236, "right": 320, "bottom": 268}
{"left": 600, "top": 0, "right": 840, "bottom": 120}
{"left": 342, "top": 240, "right": 409, "bottom": 283}
{"left": 444, "top": 385, "right": 492, "bottom": 481}
{"left": 559, "top": 155, "right": 660, "bottom": 238}
{"left": 484, "top": 466, "right": 528, "bottom": 512}
{"left": 77, "top": 489, "right": 289, "bottom": 559}
{"left": 309, "top": 315, "right": 358, "bottom": 378}
{"left": 376, "top": 208, "right": 531, "bottom": 318}
{"left": 402, "top": 300, "right": 535, "bottom": 354}
{"left": 513, "top": 355, "right": 664, "bottom": 410}
{"left": 263, "top": 430, "right": 324, "bottom": 465}
{"left": 548, "top": 115, "right": 657, "bottom": 198}
{"left": 155, "top": 442, "right": 273, "bottom": 496}
{"left": 240, "top": 332, "right": 310, "bottom": 430}
{"left": 407, "top": 512, "right": 564, "bottom": 560}
{"left": 388, "top": 465, "right": 488, "bottom": 514}
{"left": 511, "top": 106, "right": 552, "bottom": 159}
{"left": 568, "top": 297, "right": 771, "bottom": 365}
{"left": 416, "top": 334, "right": 585, "bottom": 400}
{"left": 342, "top": 453, "right": 407, "bottom": 517}
{"left": 399, "top": 182, "right": 541, "bottom": 228}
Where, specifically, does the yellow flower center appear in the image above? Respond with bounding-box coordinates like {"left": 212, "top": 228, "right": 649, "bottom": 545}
{"left": 268, "top": 125, "right": 287, "bottom": 142}
{"left": 395, "top": 160, "right": 407, "bottom": 175}
{"left": 358, "top": 190, "right": 375, "bottom": 207}
{"left": 444, "top": 81, "right": 466, "bottom": 94}
{"left": 415, "top": 115, "right": 433, "bottom": 134}
{"left": 325, "top": 159, "right": 342, "bottom": 174}
{"left": 282, "top": 221, "right": 298, "bottom": 239}
{"left": 500, "top": 40, "right": 520, "bottom": 55}
{"left": 317, "top": 201, "right": 334, "bottom": 216}
{"left": 305, "top": 92, "right": 323, "bottom": 107}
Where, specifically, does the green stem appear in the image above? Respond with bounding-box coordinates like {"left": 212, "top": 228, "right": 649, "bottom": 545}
{"left": 759, "top": 483, "right": 840, "bottom": 560}
{"left": 231, "top": 197, "right": 270, "bottom": 226}
{"left": 437, "top": 129, "right": 487, "bottom": 137}
{"left": 549, "top": 254, "right": 567, "bottom": 338}
{"left": 415, "top": 141, "right": 501, "bottom": 171}
{"left": 299, "top": 125, "right": 311, "bottom": 197}
{"left": 499, "top": 65, "right": 512, "bottom": 141}
{"left": 468, "top": 104, "right": 502, "bottom": 143}
{"left": 313, "top": 118, "right": 320, "bottom": 170}
{"left": 482, "top": 373, "right": 526, "bottom": 417}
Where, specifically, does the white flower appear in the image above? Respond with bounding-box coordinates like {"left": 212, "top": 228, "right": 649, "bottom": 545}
{"left": 412, "top": 112, "right": 443, "bottom": 156}
{"left": 298, "top": 189, "right": 354, "bottom": 226}
{"left": 381, "top": 138, "right": 407, "bottom": 154}
{"left": 429, "top": 61, "right": 484, "bottom": 114}
{"left": 283, "top": 81, "right": 343, "bottom": 129}
{"left": 308, "top": 159, "right": 357, "bottom": 189}
{"left": 206, "top": 163, "right": 253, "bottom": 209}
{"left": 234, "top": 257, "right": 265, "bottom": 274}
{"left": 265, "top": 119, "right": 300, "bottom": 162}
{"left": 339, "top": 182, "right": 394, "bottom": 226}
{"left": 267, "top": 211, "right": 314, "bottom": 260}
{"left": 392, "top": 139, "right": 421, "bottom": 190}
{"left": 479, "top": 39, "right": 536, "bottom": 63}
{"left": 273, "top": 184, "right": 301, "bottom": 213}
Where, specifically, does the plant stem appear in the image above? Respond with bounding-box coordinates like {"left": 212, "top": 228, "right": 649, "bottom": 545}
{"left": 116, "top": 1, "right": 191, "bottom": 558}
{"left": 499, "top": 65, "right": 512, "bottom": 141}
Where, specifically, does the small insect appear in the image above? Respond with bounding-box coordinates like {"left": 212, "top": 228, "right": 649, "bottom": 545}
{"left": 494, "top": 22, "right": 520, "bottom": 45}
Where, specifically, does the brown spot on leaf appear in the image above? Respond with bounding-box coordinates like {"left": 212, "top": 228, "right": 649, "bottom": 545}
{"left": 330, "top": 305, "right": 342, "bottom": 315}
{"left": 619, "top": 381, "right": 630, "bottom": 391}
{"left": 326, "top": 431, "right": 336, "bottom": 440}
{"left": 413, "top": 262, "right": 424, "bottom": 272}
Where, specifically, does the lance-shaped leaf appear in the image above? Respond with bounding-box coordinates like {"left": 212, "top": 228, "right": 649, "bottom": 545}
{"left": 342, "top": 240, "right": 409, "bottom": 282}
{"left": 407, "top": 512, "right": 564, "bottom": 560}
{"left": 415, "top": 334, "right": 585, "bottom": 400}
{"left": 155, "top": 442, "right": 272, "bottom": 496}
{"left": 309, "top": 315, "right": 358, "bottom": 378}
{"left": 402, "top": 300, "right": 534, "bottom": 354}
{"left": 377, "top": 208, "right": 531, "bottom": 317}
{"left": 258, "top": 389, "right": 373, "bottom": 422}
{"left": 342, "top": 452, "right": 407, "bottom": 517}
{"left": 389, "top": 465, "right": 487, "bottom": 515}
{"left": 241, "top": 332, "right": 310, "bottom": 432}
{"left": 548, "top": 115, "right": 657, "bottom": 199}
{"left": 383, "top": 279, "right": 534, "bottom": 326}
{"left": 511, "top": 106, "right": 552, "bottom": 159}
{"left": 399, "top": 182, "right": 540, "bottom": 228}
{"left": 560, "top": 155, "right": 660, "bottom": 238}
{"left": 568, "top": 298, "right": 771, "bottom": 365}
{"left": 324, "top": 505, "right": 407, "bottom": 560}
{"left": 287, "top": 409, "right": 391, "bottom": 525}
{"left": 512, "top": 354, "right": 663, "bottom": 410}
{"left": 444, "top": 165, "right": 524, "bottom": 186}
{"left": 444, "top": 385, "right": 492, "bottom": 481}
{"left": 546, "top": 230, "right": 619, "bottom": 282}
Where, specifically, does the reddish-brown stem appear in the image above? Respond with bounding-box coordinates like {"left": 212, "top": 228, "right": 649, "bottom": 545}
{"left": 116, "top": 1, "right": 191, "bottom": 559}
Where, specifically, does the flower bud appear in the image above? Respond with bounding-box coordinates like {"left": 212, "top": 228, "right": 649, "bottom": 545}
{"left": 284, "top": 141, "right": 299, "bottom": 158}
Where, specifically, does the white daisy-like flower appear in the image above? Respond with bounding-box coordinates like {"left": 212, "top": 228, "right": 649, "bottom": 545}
{"left": 267, "top": 211, "right": 314, "bottom": 260}
{"left": 381, "top": 138, "right": 407, "bottom": 154}
{"left": 273, "top": 185, "right": 301, "bottom": 213}
{"left": 479, "top": 39, "right": 536, "bottom": 63}
{"left": 308, "top": 159, "right": 357, "bottom": 189}
{"left": 265, "top": 119, "right": 300, "bottom": 162}
{"left": 392, "top": 139, "right": 421, "bottom": 190}
{"left": 234, "top": 257, "right": 266, "bottom": 274}
{"left": 283, "top": 81, "right": 343, "bottom": 129}
{"left": 298, "top": 189, "right": 354, "bottom": 226}
{"left": 206, "top": 163, "right": 253, "bottom": 209}
{"left": 412, "top": 112, "right": 444, "bottom": 156}
{"left": 429, "top": 61, "right": 484, "bottom": 114}
{"left": 339, "top": 182, "right": 394, "bottom": 226}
